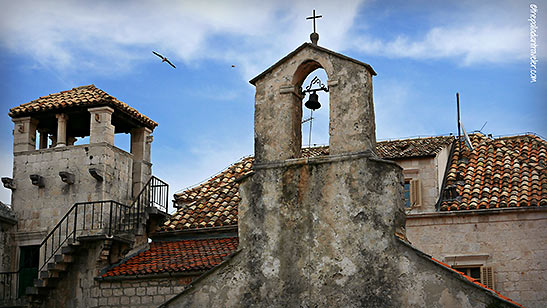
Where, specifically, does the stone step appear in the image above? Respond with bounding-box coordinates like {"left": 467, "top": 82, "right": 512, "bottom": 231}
{"left": 47, "top": 262, "right": 67, "bottom": 272}
{"left": 67, "top": 238, "right": 80, "bottom": 246}
{"left": 39, "top": 271, "right": 59, "bottom": 279}
{"left": 25, "top": 286, "right": 48, "bottom": 296}
{"left": 61, "top": 245, "right": 77, "bottom": 255}
{"left": 33, "top": 278, "right": 57, "bottom": 289}
{"left": 54, "top": 254, "right": 74, "bottom": 264}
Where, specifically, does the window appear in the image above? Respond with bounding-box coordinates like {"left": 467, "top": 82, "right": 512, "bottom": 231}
{"left": 445, "top": 255, "right": 495, "bottom": 289}
{"left": 453, "top": 266, "right": 481, "bottom": 280}
{"left": 404, "top": 180, "right": 411, "bottom": 207}
{"left": 404, "top": 179, "right": 422, "bottom": 207}
{"left": 452, "top": 266, "right": 495, "bottom": 289}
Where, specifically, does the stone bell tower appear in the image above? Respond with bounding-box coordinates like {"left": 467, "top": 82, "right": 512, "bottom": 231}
{"left": 4, "top": 84, "right": 157, "bottom": 247}
{"left": 167, "top": 39, "right": 410, "bottom": 307}
{"left": 250, "top": 42, "right": 377, "bottom": 161}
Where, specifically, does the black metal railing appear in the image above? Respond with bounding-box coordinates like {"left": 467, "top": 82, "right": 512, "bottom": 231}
{"left": 0, "top": 176, "right": 169, "bottom": 301}
{"left": 132, "top": 176, "right": 169, "bottom": 213}
{"left": 37, "top": 176, "right": 168, "bottom": 273}
{"left": 0, "top": 271, "right": 17, "bottom": 302}
{"left": 38, "top": 200, "right": 134, "bottom": 273}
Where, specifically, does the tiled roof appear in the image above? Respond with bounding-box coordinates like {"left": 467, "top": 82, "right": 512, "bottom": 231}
{"left": 440, "top": 133, "right": 547, "bottom": 211}
{"left": 164, "top": 137, "right": 453, "bottom": 232}
{"left": 163, "top": 157, "right": 253, "bottom": 231}
{"left": 101, "top": 237, "right": 238, "bottom": 278}
{"left": 9, "top": 84, "right": 157, "bottom": 129}
{"left": 376, "top": 136, "right": 454, "bottom": 159}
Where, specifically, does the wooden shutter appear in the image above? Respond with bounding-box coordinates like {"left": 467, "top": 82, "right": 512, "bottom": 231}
{"left": 410, "top": 179, "right": 422, "bottom": 207}
{"left": 480, "top": 266, "right": 495, "bottom": 289}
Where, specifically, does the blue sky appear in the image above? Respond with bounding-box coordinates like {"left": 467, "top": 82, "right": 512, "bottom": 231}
{"left": 0, "top": 0, "right": 545, "bottom": 206}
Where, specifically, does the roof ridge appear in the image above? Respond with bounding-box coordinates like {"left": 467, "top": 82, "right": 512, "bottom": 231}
{"left": 377, "top": 135, "right": 455, "bottom": 143}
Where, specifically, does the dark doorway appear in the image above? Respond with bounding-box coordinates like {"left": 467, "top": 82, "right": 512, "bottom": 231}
{"left": 18, "top": 245, "right": 39, "bottom": 297}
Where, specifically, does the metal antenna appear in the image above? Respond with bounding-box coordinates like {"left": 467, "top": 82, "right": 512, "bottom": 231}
{"left": 479, "top": 121, "right": 488, "bottom": 132}
{"left": 309, "top": 110, "right": 313, "bottom": 147}
{"left": 302, "top": 109, "right": 314, "bottom": 147}
{"left": 457, "top": 93, "right": 461, "bottom": 154}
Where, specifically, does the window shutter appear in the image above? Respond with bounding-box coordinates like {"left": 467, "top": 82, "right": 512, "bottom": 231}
{"left": 480, "top": 266, "right": 495, "bottom": 289}
{"left": 410, "top": 179, "right": 422, "bottom": 207}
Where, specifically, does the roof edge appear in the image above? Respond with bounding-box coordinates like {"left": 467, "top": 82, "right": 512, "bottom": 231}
{"left": 396, "top": 237, "right": 522, "bottom": 307}
{"left": 249, "top": 42, "right": 376, "bottom": 85}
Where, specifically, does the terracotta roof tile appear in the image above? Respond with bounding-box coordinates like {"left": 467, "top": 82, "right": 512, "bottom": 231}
{"left": 376, "top": 136, "right": 454, "bottom": 159}
{"left": 9, "top": 84, "right": 157, "bottom": 129}
{"left": 102, "top": 237, "right": 238, "bottom": 277}
{"left": 163, "top": 137, "right": 454, "bottom": 232}
{"left": 440, "top": 133, "right": 547, "bottom": 211}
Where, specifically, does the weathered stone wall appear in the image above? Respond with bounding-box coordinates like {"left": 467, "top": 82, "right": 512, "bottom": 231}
{"left": 407, "top": 209, "right": 547, "bottom": 308}
{"left": 0, "top": 223, "right": 14, "bottom": 271}
{"left": 163, "top": 154, "right": 515, "bottom": 308}
{"left": 11, "top": 143, "right": 133, "bottom": 234}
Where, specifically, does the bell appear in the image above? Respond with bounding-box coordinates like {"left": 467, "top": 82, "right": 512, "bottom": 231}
{"left": 305, "top": 91, "right": 321, "bottom": 110}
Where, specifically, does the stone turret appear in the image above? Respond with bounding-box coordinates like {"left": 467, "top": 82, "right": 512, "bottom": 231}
{"left": 7, "top": 85, "right": 157, "bottom": 242}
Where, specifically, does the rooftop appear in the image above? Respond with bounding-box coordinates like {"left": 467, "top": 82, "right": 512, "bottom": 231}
{"left": 163, "top": 136, "right": 454, "bottom": 232}
{"left": 440, "top": 133, "right": 547, "bottom": 211}
{"left": 101, "top": 237, "right": 238, "bottom": 278}
{"left": 9, "top": 84, "right": 157, "bottom": 131}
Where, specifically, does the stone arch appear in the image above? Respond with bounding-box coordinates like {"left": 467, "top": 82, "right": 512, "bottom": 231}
{"left": 252, "top": 44, "right": 376, "bottom": 163}
{"left": 294, "top": 60, "right": 330, "bottom": 147}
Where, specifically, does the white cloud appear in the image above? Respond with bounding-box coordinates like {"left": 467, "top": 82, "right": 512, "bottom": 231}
{"left": 0, "top": 0, "right": 365, "bottom": 78}
{"left": 355, "top": 25, "right": 529, "bottom": 65}
{"left": 353, "top": 0, "right": 544, "bottom": 65}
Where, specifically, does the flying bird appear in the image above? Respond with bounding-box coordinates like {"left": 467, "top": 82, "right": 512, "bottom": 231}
{"left": 152, "top": 51, "right": 176, "bottom": 69}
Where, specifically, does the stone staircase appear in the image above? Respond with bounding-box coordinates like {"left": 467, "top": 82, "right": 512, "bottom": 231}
{"left": 27, "top": 239, "right": 79, "bottom": 299}
{"left": 15, "top": 176, "right": 169, "bottom": 307}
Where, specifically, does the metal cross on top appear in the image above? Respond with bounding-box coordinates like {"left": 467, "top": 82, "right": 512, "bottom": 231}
{"left": 306, "top": 9, "right": 322, "bottom": 33}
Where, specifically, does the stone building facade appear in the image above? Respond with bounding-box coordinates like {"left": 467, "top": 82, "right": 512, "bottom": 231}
{"left": 406, "top": 133, "right": 547, "bottom": 308}
{"left": 0, "top": 85, "right": 173, "bottom": 307}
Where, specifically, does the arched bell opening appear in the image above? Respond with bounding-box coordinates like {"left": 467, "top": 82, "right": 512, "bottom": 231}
{"left": 300, "top": 69, "right": 329, "bottom": 149}
{"left": 292, "top": 60, "right": 331, "bottom": 154}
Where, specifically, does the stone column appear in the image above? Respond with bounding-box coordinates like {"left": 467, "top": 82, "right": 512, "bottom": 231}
{"left": 55, "top": 114, "right": 68, "bottom": 147}
{"left": 130, "top": 127, "right": 152, "bottom": 162}
{"left": 130, "top": 127, "right": 153, "bottom": 198}
{"left": 12, "top": 117, "right": 38, "bottom": 153}
{"left": 328, "top": 62, "right": 376, "bottom": 155}
{"left": 254, "top": 82, "right": 302, "bottom": 162}
{"left": 38, "top": 129, "right": 48, "bottom": 149}
{"left": 88, "top": 107, "right": 115, "bottom": 145}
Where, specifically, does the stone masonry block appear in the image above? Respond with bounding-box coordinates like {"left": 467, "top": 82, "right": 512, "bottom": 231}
{"left": 146, "top": 286, "right": 157, "bottom": 295}
{"left": 123, "top": 288, "right": 137, "bottom": 296}
{"left": 136, "top": 286, "right": 146, "bottom": 296}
